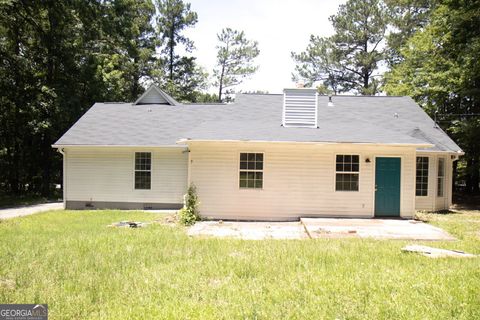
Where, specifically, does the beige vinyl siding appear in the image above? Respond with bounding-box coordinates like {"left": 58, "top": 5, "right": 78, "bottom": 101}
{"left": 65, "top": 147, "right": 187, "bottom": 204}
{"left": 435, "top": 155, "right": 451, "bottom": 211}
{"left": 415, "top": 152, "right": 453, "bottom": 211}
{"left": 188, "top": 141, "right": 416, "bottom": 220}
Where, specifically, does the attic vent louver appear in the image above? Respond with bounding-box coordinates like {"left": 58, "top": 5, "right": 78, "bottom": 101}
{"left": 133, "top": 85, "right": 179, "bottom": 106}
{"left": 282, "top": 88, "right": 318, "bottom": 128}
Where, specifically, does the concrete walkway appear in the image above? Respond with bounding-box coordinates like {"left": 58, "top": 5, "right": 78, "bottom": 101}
{"left": 188, "top": 221, "right": 308, "bottom": 240}
{"left": 301, "top": 218, "right": 455, "bottom": 240}
{"left": 0, "top": 202, "right": 63, "bottom": 220}
{"left": 188, "top": 218, "right": 455, "bottom": 241}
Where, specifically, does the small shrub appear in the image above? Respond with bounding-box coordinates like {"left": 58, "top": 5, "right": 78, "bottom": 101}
{"left": 178, "top": 185, "right": 200, "bottom": 226}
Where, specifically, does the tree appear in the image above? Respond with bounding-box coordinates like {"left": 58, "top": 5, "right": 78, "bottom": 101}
{"left": 0, "top": 0, "right": 158, "bottom": 197}
{"left": 292, "top": 0, "right": 388, "bottom": 95}
{"left": 100, "top": 0, "right": 157, "bottom": 100}
{"left": 162, "top": 56, "right": 209, "bottom": 102}
{"left": 156, "top": 0, "right": 197, "bottom": 82}
{"left": 385, "top": 0, "right": 480, "bottom": 193}
{"left": 213, "top": 28, "right": 259, "bottom": 102}
{"left": 292, "top": 36, "right": 351, "bottom": 95}
{"left": 384, "top": 0, "right": 437, "bottom": 66}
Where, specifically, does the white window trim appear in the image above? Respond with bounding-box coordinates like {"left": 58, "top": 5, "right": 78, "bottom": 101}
{"left": 334, "top": 154, "right": 360, "bottom": 192}
{"left": 238, "top": 152, "right": 264, "bottom": 190}
{"left": 416, "top": 156, "right": 429, "bottom": 197}
{"left": 134, "top": 151, "right": 152, "bottom": 190}
{"left": 437, "top": 157, "right": 445, "bottom": 197}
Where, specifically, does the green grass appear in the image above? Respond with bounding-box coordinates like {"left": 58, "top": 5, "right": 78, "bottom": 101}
{"left": 0, "top": 210, "right": 479, "bottom": 319}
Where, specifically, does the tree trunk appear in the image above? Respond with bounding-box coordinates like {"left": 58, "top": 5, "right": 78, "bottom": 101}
{"left": 452, "top": 159, "right": 457, "bottom": 194}
{"left": 131, "top": 55, "right": 140, "bottom": 100}
{"left": 465, "top": 155, "right": 480, "bottom": 194}
{"left": 218, "top": 64, "right": 225, "bottom": 102}
{"left": 363, "top": 40, "right": 369, "bottom": 92}
{"left": 8, "top": 16, "right": 21, "bottom": 194}
{"left": 169, "top": 20, "right": 175, "bottom": 81}
{"left": 472, "top": 156, "right": 480, "bottom": 194}
{"left": 40, "top": 0, "right": 56, "bottom": 197}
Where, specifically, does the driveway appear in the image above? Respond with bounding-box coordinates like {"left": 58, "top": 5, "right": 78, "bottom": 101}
{"left": 0, "top": 202, "right": 63, "bottom": 220}
{"left": 188, "top": 218, "right": 455, "bottom": 240}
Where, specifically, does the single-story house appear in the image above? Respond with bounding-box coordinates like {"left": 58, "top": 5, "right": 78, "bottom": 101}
{"left": 53, "top": 86, "right": 463, "bottom": 220}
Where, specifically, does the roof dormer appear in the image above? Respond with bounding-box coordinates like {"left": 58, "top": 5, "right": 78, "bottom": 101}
{"left": 282, "top": 88, "right": 318, "bottom": 128}
{"left": 134, "top": 85, "right": 179, "bottom": 106}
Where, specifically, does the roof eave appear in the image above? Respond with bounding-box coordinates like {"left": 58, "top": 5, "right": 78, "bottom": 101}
{"left": 52, "top": 144, "right": 187, "bottom": 148}
{"left": 176, "top": 138, "right": 434, "bottom": 148}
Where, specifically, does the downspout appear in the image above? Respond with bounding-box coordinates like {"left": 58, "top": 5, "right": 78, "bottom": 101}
{"left": 57, "top": 148, "right": 66, "bottom": 209}
{"left": 182, "top": 147, "right": 191, "bottom": 208}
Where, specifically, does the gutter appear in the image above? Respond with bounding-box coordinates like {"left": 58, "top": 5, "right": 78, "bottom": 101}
{"left": 417, "top": 149, "right": 465, "bottom": 158}
{"left": 51, "top": 144, "right": 187, "bottom": 149}
{"left": 56, "top": 148, "right": 66, "bottom": 209}
{"left": 176, "top": 138, "right": 434, "bottom": 148}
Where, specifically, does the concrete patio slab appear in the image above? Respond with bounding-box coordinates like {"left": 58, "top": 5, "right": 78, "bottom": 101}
{"left": 301, "top": 218, "right": 455, "bottom": 240}
{"left": 0, "top": 202, "right": 63, "bottom": 220}
{"left": 188, "top": 221, "right": 308, "bottom": 240}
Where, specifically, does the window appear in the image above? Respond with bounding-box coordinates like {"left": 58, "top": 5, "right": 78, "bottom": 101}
{"left": 135, "top": 152, "right": 151, "bottom": 190}
{"left": 416, "top": 157, "right": 429, "bottom": 196}
{"left": 437, "top": 158, "right": 445, "bottom": 197}
{"left": 335, "top": 155, "right": 359, "bottom": 191}
{"left": 239, "top": 153, "right": 263, "bottom": 189}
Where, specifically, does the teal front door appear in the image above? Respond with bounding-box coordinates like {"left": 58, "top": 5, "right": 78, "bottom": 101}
{"left": 375, "top": 157, "right": 401, "bottom": 217}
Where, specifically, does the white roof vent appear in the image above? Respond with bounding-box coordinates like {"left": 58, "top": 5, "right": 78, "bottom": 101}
{"left": 133, "top": 85, "right": 179, "bottom": 106}
{"left": 282, "top": 88, "right": 318, "bottom": 128}
{"left": 327, "top": 96, "right": 334, "bottom": 107}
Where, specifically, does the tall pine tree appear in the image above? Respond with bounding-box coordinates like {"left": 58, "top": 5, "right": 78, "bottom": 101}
{"left": 292, "top": 0, "right": 388, "bottom": 95}
{"left": 213, "top": 28, "right": 260, "bottom": 102}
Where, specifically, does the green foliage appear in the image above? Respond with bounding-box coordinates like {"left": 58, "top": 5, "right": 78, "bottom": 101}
{"left": 194, "top": 92, "right": 219, "bottom": 103}
{"left": 0, "top": 0, "right": 158, "bottom": 196}
{"left": 292, "top": 0, "right": 388, "bottom": 95}
{"left": 213, "top": 28, "right": 260, "bottom": 102}
{"left": 156, "top": 0, "right": 198, "bottom": 80}
{"left": 0, "top": 0, "right": 212, "bottom": 198}
{"left": 384, "top": 0, "right": 480, "bottom": 192}
{"left": 161, "top": 56, "right": 209, "bottom": 102}
{"left": 178, "top": 184, "right": 200, "bottom": 225}
{"left": 154, "top": 0, "right": 208, "bottom": 102}
{"left": 384, "top": 0, "right": 437, "bottom": 66}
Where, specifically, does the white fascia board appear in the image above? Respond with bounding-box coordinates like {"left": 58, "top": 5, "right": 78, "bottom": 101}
{"left": 176, "top": 139, "right": 433, "bottom": 148}
{"left": 52, "top": 144, "right": 187, "bottom": 149}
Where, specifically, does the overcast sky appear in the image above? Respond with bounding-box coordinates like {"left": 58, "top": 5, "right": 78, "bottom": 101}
{"left": 183, "top": 0, "right": 346, "bottom": 94}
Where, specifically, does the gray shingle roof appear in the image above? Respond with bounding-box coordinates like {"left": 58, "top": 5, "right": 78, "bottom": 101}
{"left": 53, "top": 93, "right": 462, "bottom": 153}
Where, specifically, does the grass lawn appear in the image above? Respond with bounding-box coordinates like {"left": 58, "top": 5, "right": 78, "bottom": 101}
{"left": 0, "top": 210, "right": 479, "bottom": 319}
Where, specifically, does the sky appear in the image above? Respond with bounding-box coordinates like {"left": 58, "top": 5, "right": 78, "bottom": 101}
{"left": 183, "top": 0, "right": 346, "bottom": 94}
